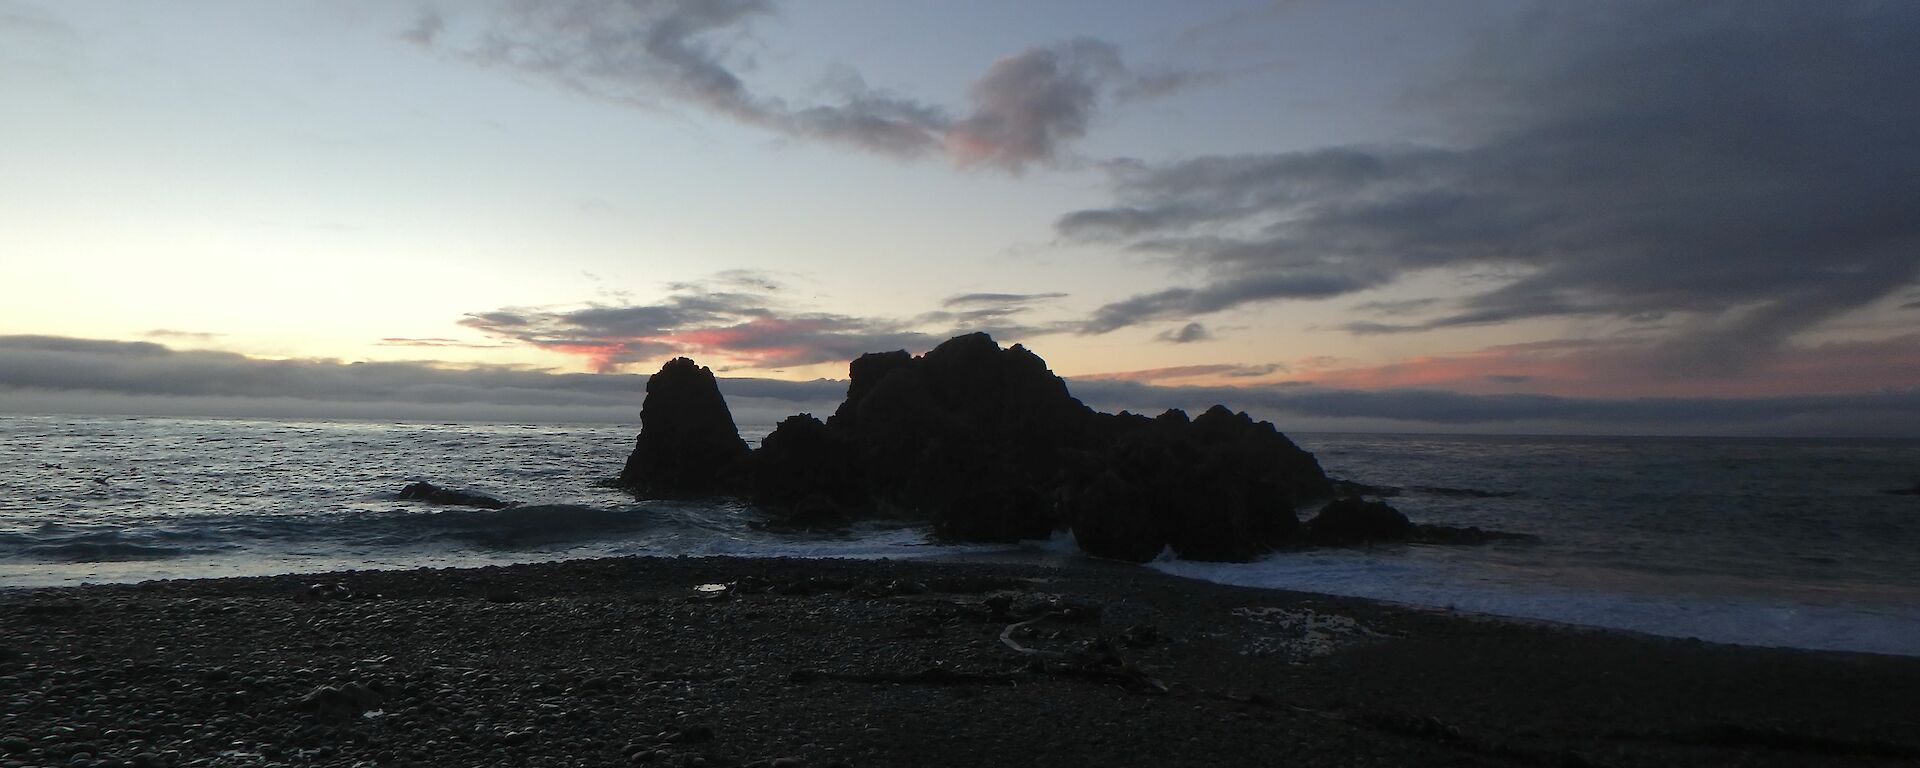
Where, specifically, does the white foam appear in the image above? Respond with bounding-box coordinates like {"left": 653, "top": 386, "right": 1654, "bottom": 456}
{"left": 1152, "top": 552, "right": 1920, "bottom": 657}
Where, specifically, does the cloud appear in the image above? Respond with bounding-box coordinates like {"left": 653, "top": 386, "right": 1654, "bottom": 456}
{"left": 945, "top": 38, "right": 1124, "bottom": 171}
{"left": 942, "top": 292, "right": 1067, "bottom": 308}
{"left": 1156, "top": 322, "right": 1211, "bottom": 344}
{"left": 6, "top": 334, "right": 1917, "bottom": 436}
{"left": 0, "top": 2, "right": 75, "bottom": 38}
{"left": 377, "top": 337, "right": 510, "bottom": 349}
{"left": 460, "top": 272, "right": 1067, "bottom": 371}
{"left": 1058, "top": 1, "right": 1920, "bottom": 371}
{"left": 1292, "top": 333, "right": 1920, "bottom": 399}
{"left": 412, "top": 2, "right": 1203, "bottom": 171}
{"left": 1082, "top": 271, "right": 1379, "bottom": 333}
{"left": 0, "top": 334, "right": 841, "bottom": 424}
{"left": 144, "top": 329, "right": 226, "bottom": 343}
{"left": 906, "top": 292, "right": 1073, "bottom": 340}
{"left": 1067, "top": 378, "right": 1920, "bottom": 438}
{"left": 399, "top": 9, "right": 443, "bottom": 46}
{"left": 1116, "top": 69, "right": 1220, "bottom": 103}
{"left": 1075, "top": 362, "right": 1282, "bottom": 384}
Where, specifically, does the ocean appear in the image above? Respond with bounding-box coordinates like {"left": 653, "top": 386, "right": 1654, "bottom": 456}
{"left": 3, "top": 413, "right": 1917, "bottom": 656}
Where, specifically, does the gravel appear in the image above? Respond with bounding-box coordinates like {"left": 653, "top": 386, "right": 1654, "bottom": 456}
{"left": 2, "top": 555, "right": 1916, "bottom": 767}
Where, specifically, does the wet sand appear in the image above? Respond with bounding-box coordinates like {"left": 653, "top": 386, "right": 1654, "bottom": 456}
{"left": 3, "top": 555, "right": 1917, "bottom": 767}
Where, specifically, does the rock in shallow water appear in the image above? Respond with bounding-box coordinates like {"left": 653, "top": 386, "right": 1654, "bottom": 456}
{"left": 396, "top": 481, "right": 511, "bottom": 510}
{"left": 620, "top": 358, "right": 751, "bottom": 498}
{"left": 1304, "top": 498, "right": 1414, "bottom": 546}
{"left": 617, "top": 333, "right": 1352, "bottom": 560}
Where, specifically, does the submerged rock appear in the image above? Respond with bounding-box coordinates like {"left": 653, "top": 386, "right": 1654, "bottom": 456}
{"left": 619, "top": 357, "right": 750, "bottom": 498}
{"left": 397, "top": 481, "right": 511, "bottom": 510}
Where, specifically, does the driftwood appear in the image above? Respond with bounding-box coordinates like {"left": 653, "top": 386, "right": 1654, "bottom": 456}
{"left": 997, "top": 612, "right": 1169, "bottom": 695}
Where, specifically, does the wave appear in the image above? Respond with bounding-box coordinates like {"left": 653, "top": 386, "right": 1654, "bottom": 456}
{"left": 1152, "top": 552, "right": 1920, "bottom": 657}
{"left": 1, "top": 502, "right": 667, "bottom": 561}
{"left": 391, "top": 504, "right": 654, "bottom": 549}
{"left": 23, "top": 541, "right": 206, "bottom": 562}
{"left": 2, "top": 528, "right": 238, "bottom": 563}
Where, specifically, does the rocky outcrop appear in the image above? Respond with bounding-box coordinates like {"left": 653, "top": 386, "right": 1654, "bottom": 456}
{"left": 1067, "top": 407, "right": 1320, "bottom": 562}
{"left": 618, "top": 333, "right": 1341, "bottom": 561}
{"left": 1303, "top": 498, "right": 1414, "bottom": 546}
{"left": 618, "top": 357, "right": 750, "bottom": 498}
{"left": 748, "top": 335, "right": 1090, "bottom": 542}
{"left": 749, "top": 414, "right": 861, "bottom": 529}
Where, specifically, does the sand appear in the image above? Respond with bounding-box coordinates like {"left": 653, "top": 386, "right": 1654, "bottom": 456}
{"left": 4, "top": 555, "right": 1918, "bottom": 767}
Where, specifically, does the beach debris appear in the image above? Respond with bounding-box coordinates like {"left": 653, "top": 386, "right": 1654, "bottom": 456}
{"left": 997, "top": 612, "right": 1170, "bottom": 695}
{"left": 1232, "top": 607, "right": 1389, "bottom": 663}
{"left": 688, "top": 582, "right": 733, "bottom": 602}
{"left": 396, "top": 481, "right": 513, "bottom": 510}
{"left": 999, "top": 612, "right": 1073, "bottom": 660}
{"left": 295, "top": 582, "right": 356, "bottom": 602}
{"left": 292, "top": 681, "right": 384, "bottom": 720}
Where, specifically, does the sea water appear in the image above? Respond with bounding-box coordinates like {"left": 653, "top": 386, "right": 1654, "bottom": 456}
{"left": 3, "top": 414, "right": 1917, "bottom": 655}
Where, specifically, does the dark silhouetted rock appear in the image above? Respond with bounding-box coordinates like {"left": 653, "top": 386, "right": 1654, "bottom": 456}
{"left": 750, "top": 414, "right": 862, "bottom": 528}
{"left": 627, "top": 333, "right": 1335, "bottom": 560}
{"left": 619, "top": 357, "right": 750, "bottom": 498}
{"left": 1068, "top": 407, "right": 1314, "bottom": 562}
{"left": 1304, "top": 498, "right": 1414, "bottom": 546}
{"left": 1069, "top": 469, "right": 1166, "bottom": 562}
{"left": 812, "top": 333, "right": 1093, "bottom": 542}
{"left": 1882, "top": 482, "right": 1920, "bottom": 496}
{"left": 397, "top": 481, "right": 511, "bottom": 510}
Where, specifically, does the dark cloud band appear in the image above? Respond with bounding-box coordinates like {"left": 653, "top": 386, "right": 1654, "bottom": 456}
{"left": 4, "top": 335, "right": 1916, "bottom": 436}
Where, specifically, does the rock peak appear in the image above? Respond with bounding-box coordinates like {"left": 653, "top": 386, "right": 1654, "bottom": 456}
{"left": 618, "top": 356, "right": 749, "bottom": 497}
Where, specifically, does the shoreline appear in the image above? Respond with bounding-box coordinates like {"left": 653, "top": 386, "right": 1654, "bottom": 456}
{"left": 5, "top": 555, "right": 1918, "bottom": 767}
{"left": 16, "top": 541, "right": 1918, "bottom": 658}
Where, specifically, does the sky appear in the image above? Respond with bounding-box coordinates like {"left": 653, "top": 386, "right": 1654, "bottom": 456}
{"left": 3, "top": 0, "right": 1919, "bottom": 435}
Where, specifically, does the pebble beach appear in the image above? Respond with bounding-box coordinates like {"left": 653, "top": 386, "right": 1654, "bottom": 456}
{"left": 5, "top": 555, "right": 1918, "bottom": 768}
